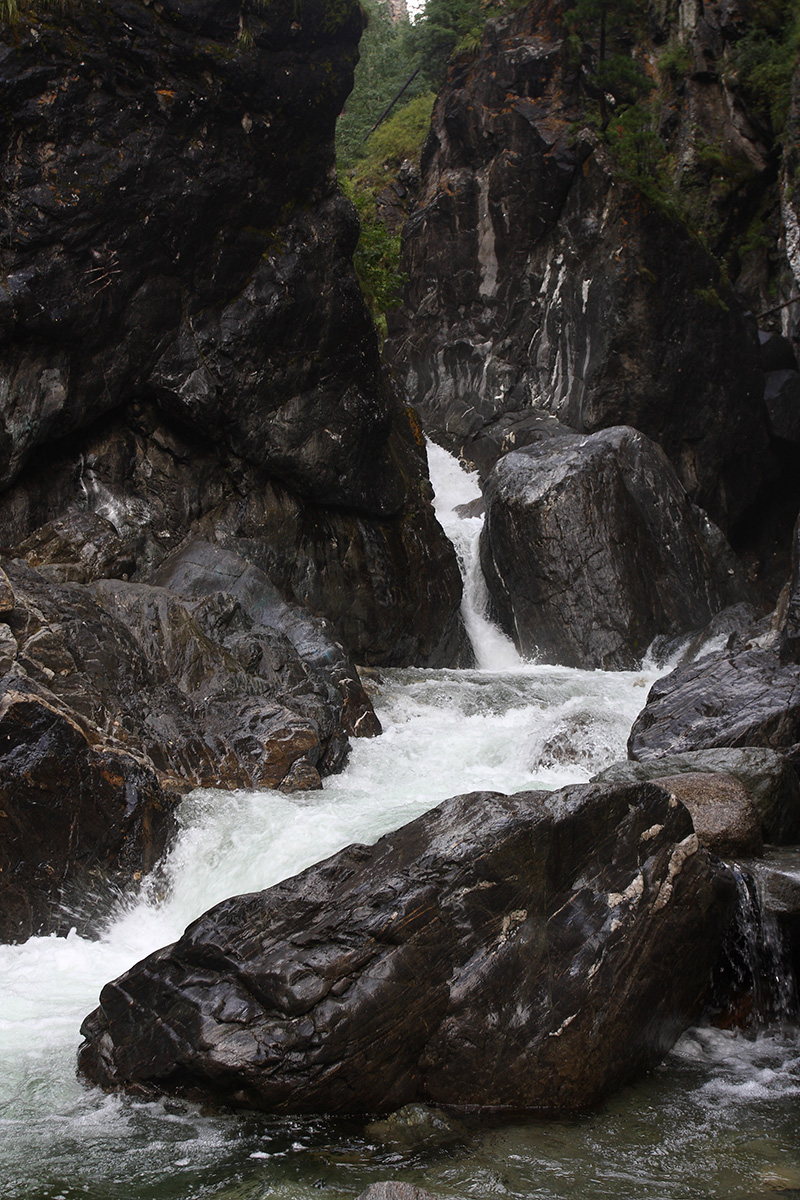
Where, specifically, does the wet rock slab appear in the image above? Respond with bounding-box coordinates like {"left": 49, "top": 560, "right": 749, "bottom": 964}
{"left": 595, "top": 748, "right": 800, "bottom": 845}
{"left": 78, "top": 780, "right": 734, "bottom": 1113}
{"left": 480, "top": 426, "right": 741, "bottom": 669}
{"left": 628, "top": 647, "right": 800, "bottom": 766}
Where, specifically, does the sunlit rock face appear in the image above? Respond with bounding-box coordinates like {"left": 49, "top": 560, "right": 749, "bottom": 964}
{"left": 77, "top": 780, "right": 734, "bottom": 1113}
{"left": 384, "top": 0, "right": 776, "bottom": 535}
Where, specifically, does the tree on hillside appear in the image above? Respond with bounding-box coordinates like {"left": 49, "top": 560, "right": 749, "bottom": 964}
{"left": 565, "top": 0, "right": 650, "bottom": 130}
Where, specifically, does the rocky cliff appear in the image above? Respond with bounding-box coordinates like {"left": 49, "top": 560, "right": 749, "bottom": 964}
{"left": 385, "top": 0, "right": 799, "bottom": 551}
{"left": 0, "top": 0, "right": 465, "bottom": 940}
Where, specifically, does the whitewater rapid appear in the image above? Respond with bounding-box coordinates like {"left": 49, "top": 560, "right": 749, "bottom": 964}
{"left": 1, "top": 444, "right": 798, "bottom": 1200}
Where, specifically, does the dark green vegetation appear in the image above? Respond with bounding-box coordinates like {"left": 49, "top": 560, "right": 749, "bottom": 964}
{"left": 340, "top": 0, "right": 799, "bottom": 334}
{"left": 338, "top": 0, "right": 525, "bottom": 332}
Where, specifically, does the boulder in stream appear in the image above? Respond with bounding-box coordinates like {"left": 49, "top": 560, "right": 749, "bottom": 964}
{"left": 628, "top": 647, "right": 800, "bottom": 768}
{"left": 595, "top": 748, "right": 800, "bottom": 845}
{"left": 479, "top": 427, "right": 741, "bottom": 669}
{"left": 78, "top": 780, "right": 735, "bottom": 1113}
{"left": 0, "top": 675, "right": 177, "bottom": 943}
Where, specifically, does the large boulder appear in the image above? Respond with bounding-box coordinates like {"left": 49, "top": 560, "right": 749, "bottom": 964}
{"left": 0, "top": 675, "right": 177, "bottom": 943}
{"left": 479, "top": 427, "right": 742, "bottom": 669}
{"left": 595, "top": 748, "right": 800, "bottom": 845}
{"left": 384, "top": 0, "right": 772, "bottom": 533}
{"left": 628, "top": 646, "right": 800, "bottom": 765}
{"left": 1, "top": 555, "right": 371, "bottom": 793}
{"left": 77, "top": 780, "right": 734, "bottom": 1113}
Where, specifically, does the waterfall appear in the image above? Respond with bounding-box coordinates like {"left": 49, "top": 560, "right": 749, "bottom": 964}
{"left": 426, "top": 439, "right": 522, "bottom": 670}
{"left": 0, "top": 440, "right": 798, "bottom": 1199}
{"left": 713, "top": 865, "right": 799, "bottom": 1028}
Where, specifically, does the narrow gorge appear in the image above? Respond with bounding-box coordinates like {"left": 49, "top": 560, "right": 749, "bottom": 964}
{"left": 0, "top": 0, "right": 799, "bottom": 1197}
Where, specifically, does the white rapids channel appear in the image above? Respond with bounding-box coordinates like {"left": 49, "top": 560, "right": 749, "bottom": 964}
{"left": 0, "top": 444, "right": 798, "bottom": 1200}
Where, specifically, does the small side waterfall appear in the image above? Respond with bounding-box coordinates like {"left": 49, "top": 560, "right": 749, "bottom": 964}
{"left": 426, "top": 440, "right": 523, "bottom": 670}
{"left": 713, "top": 865, "right": 798, "bottom": 1028}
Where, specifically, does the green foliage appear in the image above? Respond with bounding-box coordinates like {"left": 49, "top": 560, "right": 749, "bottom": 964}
{"left": 340, "top": 92, "right": 436, "bottom": 336}
{"left": 693, "top": 285, "right": 730, "bottom": 312}
{"left": 729, "top": 26, "right": 798, "bottom": 132}
{"left": 658, "top": 38, "right": 692, "bottom": 80}
{"left": 565, "top": 0, "right": 650, "bottom": 129}
{"left": 0, "top": 0, "right": 20, "bottom": 22}
{"left": 351, "top": 91, "right": 436, "bottom": 185}
{"left": 336, "top": 0, "right": 422, "bottom": 168}
{"left": 404, "top": 0, "right": 524, "bottom": 91}
{"left": 341, "top": 175, "right": 405, "bottom": 340}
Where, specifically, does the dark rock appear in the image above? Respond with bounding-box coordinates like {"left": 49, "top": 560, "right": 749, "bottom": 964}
{"left": 594, "top": 748, "right": 800, "bottom": 845}
{"left": 0, "top": 0, "right": 466, "bottom": 669}
{"left": 479, "top": 427, "right": 742, "bottom": 669}
{"left": 152, "top": 539, "right": 381, "bottom": 738}
{"left": 628, "top": 646, "right": 800, "bottom": 766}
{"left": 781, "top": 513, "right": 800, "bottom": 665}
{"left": 0, "top": 675, "right": 177, "bottom": 944}
{"left": 0, "top": 566, "right": 13, "bottom": 616}
{"left": 647, "top": 602, "right": 761, "bottom": 668}
{"left": 0, "top": 400, "right": 466, "bottom": 670}
{"left": 759, "top": 331, "right": 798, "bottom": 374}
{"left": 653, "top": 773, "right": 763, "bottom": 859}
{"left": 77, "top": 780, "right": 734, "bottom": 1113}
{"left": 16, "top": 511, "right": 136, "bottom": 584}
{"left": 0, "top": 0, "right": 387, "bottom": 513}
{"left": 764, "top": 371, "right": 800, "bottom": 442}
{"left": 2, "top": 557, "right": 362, "bottom": 792}
{"left": 385, "top": 2, "right": 771, "bottom": 533}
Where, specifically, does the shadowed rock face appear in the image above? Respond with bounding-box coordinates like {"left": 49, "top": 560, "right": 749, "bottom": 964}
{"left": 384, "top": 0, "right": 771, "bottom": 533}
{"left": 628, "top": 646, "right": 800, "bottom": 763}
{"left": 0, "top": 674, "right": 177, "bottom": 943}
{"left": 77, "top": 780, "right": 734, "bottom": 1114}
{"left": 479, "top": 427, "right": 743, "bottom": 669}
{"left": 0, "top": 0, "right": 465, "bottom": 668}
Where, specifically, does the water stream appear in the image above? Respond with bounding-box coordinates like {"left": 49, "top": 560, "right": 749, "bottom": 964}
{"left": 1, "top": 448, "right": 798, "bottom": 1200}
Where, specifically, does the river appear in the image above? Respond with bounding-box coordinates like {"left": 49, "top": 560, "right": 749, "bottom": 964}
{"left": 1, "top": 446, "right": 798, "bottom": 1200}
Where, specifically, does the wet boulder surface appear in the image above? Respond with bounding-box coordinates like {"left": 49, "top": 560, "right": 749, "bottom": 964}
{"left": 628, "top": 645, "right": 800, "bottom": 766}
{"left": 595, "top": 748, "right": 800, "bottom": 846}
{"left": 0, "top": 674, "right": 177, "bottom": 943}
{"left": 479, "top": 427, "right": 742, "bottom": 669}
{"left": 78, "top": 780, "right": 735, "bottom": 1114}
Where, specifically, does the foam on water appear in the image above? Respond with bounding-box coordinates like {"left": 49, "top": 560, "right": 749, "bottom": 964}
{"left": 0, "top": 444, "right": 797, "bottom": 1199}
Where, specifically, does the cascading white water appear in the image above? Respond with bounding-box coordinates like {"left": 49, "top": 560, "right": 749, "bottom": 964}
{"left": 1, "top": 444, "right": 798, "bottom": 1200}
{"left": 426, "top": 439, "right": 522, "bottom": 670}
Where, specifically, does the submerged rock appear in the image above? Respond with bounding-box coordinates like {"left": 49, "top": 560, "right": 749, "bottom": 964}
{"left": 355, "top": 1186, "right": 442, "bottom": 1200}
{"left": 78, "top": 780, "right": 734, "bottom": 1113}
{"left": 479, "top": 427, "right": 741, "bottom": 669}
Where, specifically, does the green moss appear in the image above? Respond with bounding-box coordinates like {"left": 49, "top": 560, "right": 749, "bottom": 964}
{"left": 693, "top": 285, "right": 729, "bottom": 312}
{"left": 658, "top": 38, "right": 692, "bottom": 80}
